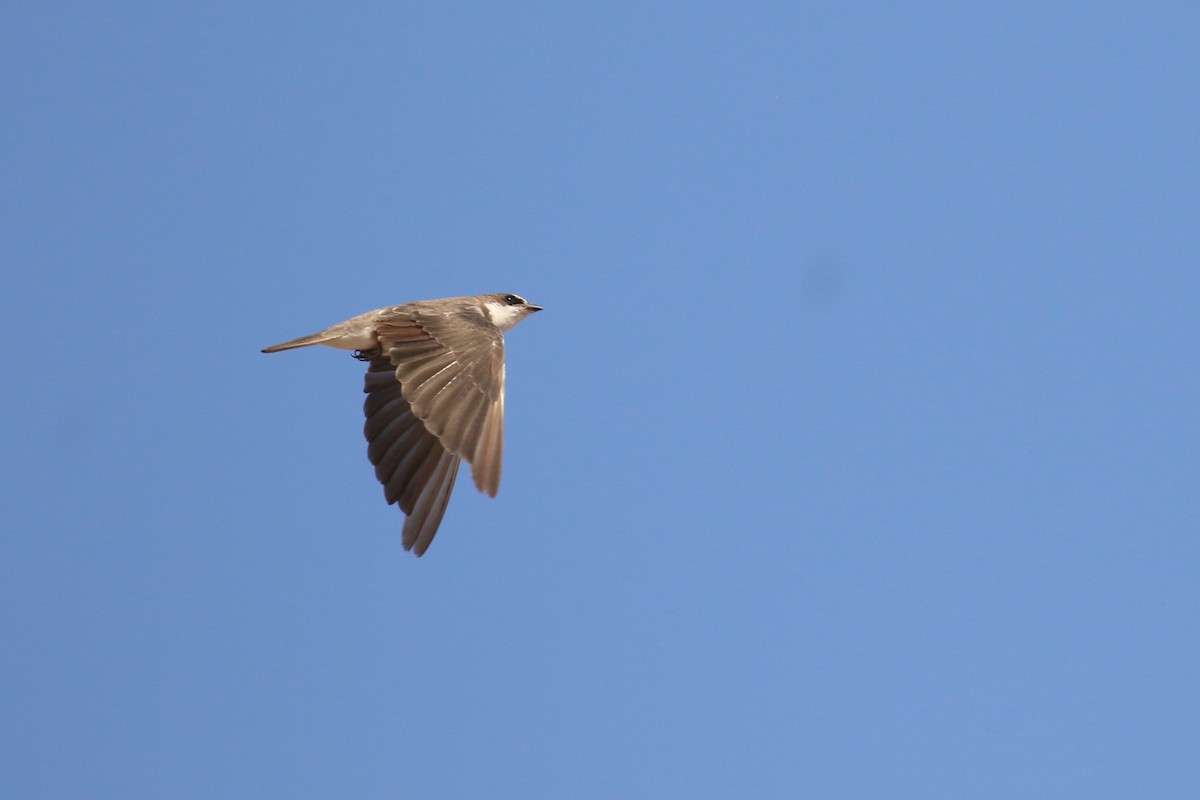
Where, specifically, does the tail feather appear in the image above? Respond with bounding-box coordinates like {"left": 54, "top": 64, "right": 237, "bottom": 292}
{"left": 261, "top": 332, "right": 335, "bottom": 353}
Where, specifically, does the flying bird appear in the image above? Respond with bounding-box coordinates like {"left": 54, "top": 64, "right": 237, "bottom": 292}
{"left": 262, "top": 293, "right": 542, "bottom": 556}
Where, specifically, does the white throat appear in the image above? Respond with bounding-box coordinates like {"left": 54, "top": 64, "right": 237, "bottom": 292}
{"left": 485, "top": 301, "right": 529, "bottom": 332}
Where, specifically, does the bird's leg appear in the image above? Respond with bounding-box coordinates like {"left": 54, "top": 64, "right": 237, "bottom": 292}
{"left": 352, "top": 348, "right": 381, "bottom": 362}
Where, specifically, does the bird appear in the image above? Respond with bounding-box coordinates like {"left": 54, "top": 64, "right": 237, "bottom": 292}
{"left": 262, "top": 293, "right": 542, "bottom": 556}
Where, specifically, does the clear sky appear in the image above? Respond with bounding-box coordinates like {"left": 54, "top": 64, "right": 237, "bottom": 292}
{"left": 3, "top": 3, "right": 1197, "bottom": 797}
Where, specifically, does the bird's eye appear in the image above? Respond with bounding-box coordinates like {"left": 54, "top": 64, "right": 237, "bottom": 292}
{"left": 504, "top": 294, "right": 523, "bottom": 305}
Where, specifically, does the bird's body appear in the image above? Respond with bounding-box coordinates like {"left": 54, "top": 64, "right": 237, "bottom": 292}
{"left": 262, "top": 293, "right": 542, "bottom": 555}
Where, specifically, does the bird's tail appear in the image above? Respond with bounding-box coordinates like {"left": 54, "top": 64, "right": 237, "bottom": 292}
{"left": 260, "top": 332, "right": 338, "bottom": 353}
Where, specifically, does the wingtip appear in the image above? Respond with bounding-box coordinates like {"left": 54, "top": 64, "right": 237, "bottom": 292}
{"left": 472, "top": 469, "right": 500, "bottom": 498}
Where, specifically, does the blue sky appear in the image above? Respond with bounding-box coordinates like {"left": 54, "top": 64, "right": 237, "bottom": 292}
{"left": 3, "top": 2, "right": 1198, "bottom": 797}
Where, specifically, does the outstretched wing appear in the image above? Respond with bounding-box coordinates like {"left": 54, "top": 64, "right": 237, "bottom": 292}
{"left": 360, "top": 303, "right": 507, "bottom": 554}
{"left": 363, "top": 357, "right": 460, "bottom": 556}
{"left": 374, "top": 305, "right": 507, "bottom": 496}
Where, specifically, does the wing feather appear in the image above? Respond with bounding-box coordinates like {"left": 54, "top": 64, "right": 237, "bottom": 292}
{"left": 363, "top": 356, "right": 461, "bottom": 554}
{"left": 405, "top": 451, "right": 459, "bottom": 555}
{"left": 375, "top": 305, "right": 507, "bottom": 492}
{"left": 361, "top": 302, "right": 510, "bottom": 552}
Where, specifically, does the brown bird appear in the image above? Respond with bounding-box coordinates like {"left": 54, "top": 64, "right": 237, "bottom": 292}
{"left": 262, "top": 293, "right": 542, "bottom": 555}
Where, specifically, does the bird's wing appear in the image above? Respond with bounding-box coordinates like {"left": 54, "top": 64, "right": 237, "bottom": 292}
{"left": 374, "top": 305, "right": 506, "bottom": 496}
{"left": 364, "top": 357, "right": 461, "bottom": 555}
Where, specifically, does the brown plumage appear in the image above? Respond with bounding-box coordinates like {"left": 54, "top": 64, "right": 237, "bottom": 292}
{"left": 262, "top": 293, "right": 542, "bottom": 555}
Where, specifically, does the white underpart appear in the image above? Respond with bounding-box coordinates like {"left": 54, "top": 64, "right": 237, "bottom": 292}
{"left": 484, "top": 301, "right": 529, "bottom": 332}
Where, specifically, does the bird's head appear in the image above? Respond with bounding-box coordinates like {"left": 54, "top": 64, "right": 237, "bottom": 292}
{"left": 482, "top": 293, "right": 543, "bottom": 332}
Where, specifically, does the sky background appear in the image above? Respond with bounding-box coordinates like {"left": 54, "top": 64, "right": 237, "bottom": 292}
{"left": 2, "top": 2, "right": 1198, "bottom": 797}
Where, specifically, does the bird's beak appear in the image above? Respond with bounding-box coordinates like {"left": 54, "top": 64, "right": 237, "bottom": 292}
{"left": 527, "top": 304, "right": 544, "bottom": 312}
